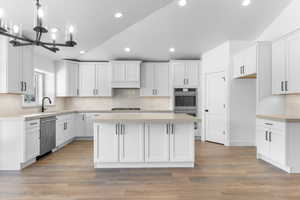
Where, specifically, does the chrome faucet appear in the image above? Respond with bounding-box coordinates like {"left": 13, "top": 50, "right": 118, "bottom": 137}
{"left": 41, "top": 97, "right": 52, "bottom": 112}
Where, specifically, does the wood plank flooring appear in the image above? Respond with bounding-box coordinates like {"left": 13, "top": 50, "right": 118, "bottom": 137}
{"left": 1, "top": 141, "right": 300, "bottom": 200}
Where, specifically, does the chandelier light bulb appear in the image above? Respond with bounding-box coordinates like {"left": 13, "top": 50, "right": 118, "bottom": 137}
{"left": 51, "top": 33, "right": 56, "bottom": 41}
{"left": 242, "top": 0, "right": 251, "bottom": 7}
{"left": 68, "top": 26, "right": 74, "bottom": 34}
{"left": 0, "top": 8, "right": 4, "bottom": 18}
{"left": 178, "top": 0, "right": 187, "bottom": 7}
{"left": 13, "top": 25, "right": 19, "bottom": 34}
{"left": 37, "top": 8, "right": 44, "bottom": 18}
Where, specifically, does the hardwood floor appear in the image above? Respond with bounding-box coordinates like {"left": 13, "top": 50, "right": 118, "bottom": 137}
{"left": 1, "top": 141, "right": 300, "bottom": 200}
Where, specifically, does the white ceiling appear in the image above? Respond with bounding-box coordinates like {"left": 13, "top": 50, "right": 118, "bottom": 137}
{"left": 0, "top": 0, "right": 293, "bottom": 60}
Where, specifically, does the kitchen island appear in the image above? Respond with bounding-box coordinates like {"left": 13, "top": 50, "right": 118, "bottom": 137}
{"left": 93, "top": 113, "right": 197, "bottom": 168}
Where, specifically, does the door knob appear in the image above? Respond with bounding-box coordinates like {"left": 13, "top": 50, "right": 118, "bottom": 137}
{"left": 205, "top": 109, "right": 209, "bottom": 112}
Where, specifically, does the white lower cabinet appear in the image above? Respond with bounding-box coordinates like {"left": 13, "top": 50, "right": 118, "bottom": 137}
{"left": 256, "top": 118, "right": 300, "bottom": 173}
{"left": 145, "top": 123, "right": 169, "bottom": 162}
{"left": 56, "top": 114, "right": 75, "bottom": 147}
{"left": 23, "top": 120, "right": 40, "bottom": 163}
{"left": 94, "top": 121, "right": 195, "bottom": 168}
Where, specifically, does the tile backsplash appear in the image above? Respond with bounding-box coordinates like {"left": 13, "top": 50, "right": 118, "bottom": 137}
{"left": 64, "top": 89, "right": 171, "bottom": 111}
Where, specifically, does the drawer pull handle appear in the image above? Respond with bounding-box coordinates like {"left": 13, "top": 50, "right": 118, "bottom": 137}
{"left": 264, "top": 123, "right": 273, "bottom": 126}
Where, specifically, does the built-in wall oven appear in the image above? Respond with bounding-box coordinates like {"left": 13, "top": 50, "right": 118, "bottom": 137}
{"left": 174, "top": 88, "right": 198, "bottom": 116}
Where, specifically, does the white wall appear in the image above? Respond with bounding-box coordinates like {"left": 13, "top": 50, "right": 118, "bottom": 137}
{"left": 259, "top": 0, "right": 300, "bottom": 41}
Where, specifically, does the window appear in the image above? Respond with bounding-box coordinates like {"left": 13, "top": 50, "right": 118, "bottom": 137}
{"left": 23, "top": 70, "right": 55, "bottom": 107}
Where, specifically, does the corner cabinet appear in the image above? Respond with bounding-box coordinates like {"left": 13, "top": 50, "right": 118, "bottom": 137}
{"left": 171, "top": 60, "right": 200, "bottom": 88}
{"left": 78, "top": 62, "right": 112, "bottom": 97}
{"left": 56, "top": 61, "right": 79, "bottom": 97}
{"left": 0, "top": 36, "right": 34, "bottom": 94}
{"left": 140, "top": 62, "right": 170, "bottom": 97}
{"left": 256, "top": 118, "right": 300, "bottom": 173}
{"left": 110, "top": 61, "right": 141, "bottom": 88}
{"left": 272, "top": 30, "right": 300, "bottom": 95}
{"left": 94, "top": 121, "right": 195, "bottom": 168}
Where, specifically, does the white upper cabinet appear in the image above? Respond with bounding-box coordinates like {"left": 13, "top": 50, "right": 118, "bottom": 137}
{"left": 272, "top": 39, "right": 287, "bottom": 95}
{"left": 56, "top": 61, "right": 79, "bottom": 97}
{"left": 79, "top": 62, "right": 112, "bottom": 97}
{"left": 140, "top": 62, "right": 170, "bottom": 97}
{"left": 171, "top": 60, "right": 200, "bottom": 88}
{"left": 111, "top": 61, "right": 141, "bottom": 88}
{"left": 233, "top": 44, "right": 257, "bottom": 79}
{"left": 0, "top": 36, "right": 34, "bottom": 94}
{"left": 272, "top": 30, "right": 300, "bottom": 95}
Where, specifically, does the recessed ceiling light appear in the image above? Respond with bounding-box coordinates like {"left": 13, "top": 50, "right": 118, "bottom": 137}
{"left": 178, "top": 0, "right": 187, "bottom": 7}
{"left": 242, "top": 0, "right": 251, "bottom": 7}
{"left": 169, "top": 48, "right": 175, "bottom": 52}
{"left": 124, "top": 47, "right": 131, "bottom": 52}
{"left": 80, "top": 50, "right": 86, "bottom": 54}
{"left": 114, "top": 12, "right": 123, "bottom": 18}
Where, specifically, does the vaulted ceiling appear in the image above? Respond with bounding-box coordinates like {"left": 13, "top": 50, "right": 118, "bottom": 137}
{"left": 0, "top": 0, "right": 293, "bottom": 60}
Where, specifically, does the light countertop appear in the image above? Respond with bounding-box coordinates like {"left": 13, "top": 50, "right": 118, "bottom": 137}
{"left": 257, "top": 114, "right": 300, "bottom": 122}
{"left": 94, "top": 113, "right": 199, "bottom": 123}
{"left": 0, "top": 110, "right": 175, "bottom": 121}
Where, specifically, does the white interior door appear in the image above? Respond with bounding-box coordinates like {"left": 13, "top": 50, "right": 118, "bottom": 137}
{"left": 205, "top": 72, "right": 226, "bottom": 144}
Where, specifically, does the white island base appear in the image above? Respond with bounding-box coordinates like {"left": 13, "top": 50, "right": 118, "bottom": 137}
{"left": 93, "top": 113, "right": 196, "bottom": 168}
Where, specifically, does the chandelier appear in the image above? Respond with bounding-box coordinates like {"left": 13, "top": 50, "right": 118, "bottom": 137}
{"left": 0, "top": 0, "right": 77, "bottom": 53}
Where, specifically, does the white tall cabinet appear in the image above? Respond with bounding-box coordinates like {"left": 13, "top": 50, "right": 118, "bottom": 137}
{"left": 0, "top": 36, "right": 34, "bottom": 94}
{"left": 140, "top": 62, "right": 170, "bottom": 96}
{"left": 78, "top": 62, "right": 112, "bottom": 97}
{"left": 272, "top": 30, "right": 300, "bottom": 95}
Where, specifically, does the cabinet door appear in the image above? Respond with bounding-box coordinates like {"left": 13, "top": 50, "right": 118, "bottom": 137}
{"left": 95, "top": 123, "right": 119, "bottom": 163}
{"left": 126, "top": 63, "right": 140, "bottom": 82}
{"left": 185, "top": 62, "right": 199, "bottom": 87}
{"left": 286, "top": 33, "right": 300, "bottom": 94}
{"left": 269, "top": 130, "right": 285, "bottom": 165}
{"left": 95, "top": 63, "right": 112, "bottom": 96}
{"left": 119, "top": 123, "right": 144, "bottom": 162}
{"left": 75, "top": 114, "right": 86, "bottom": 137}
{"left": 170, "top": 123, "right": 194, "bottom": 162}
{"left": 79, "top": 63, "right": 96, "bottom": 96}
{"left": 272, "top": 40, "right": 286, "bottom": 95}
{"left": 233, "top": 53, "right": 244, "bottom": 78}
{"left": 256, "top": 127, "right": 269, "bottom": 158}
{"left": 140, "top": 63, "right": 155, "bottom": 96}
{"left": 154, "top": 63, "right": 169, "bottom": 96}
{"left": 68, "top": 62, "right": 79, "bottom": 96}
{"left": 56, "top": 121, "right": 65, "bottom": 147}
{"left": 85, "top": 116, "right": 94, "bottom": 137}
{"left": 112, "top": 63, "right": 126, "bottom": 82}
{"left": 244, "top": 45, "right": 257, "bottom": 76}
{"left": 7, "top": 44, "right": 22, "bottom": 93}
{"left": 25, "top": 127, "right": 40, "bottom": 161}
{"left": 173, "top": 62, "right": 185, "bottom": 86}
{"left": 22, "top": 46, "right": 34, "bottom": 94}
{"left": 145, "top": 123, "right": 169, "bottom": 162}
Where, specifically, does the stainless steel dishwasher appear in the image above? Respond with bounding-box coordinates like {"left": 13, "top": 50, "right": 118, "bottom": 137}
{"left": 40, "top": 117, "right": 56, "bottom": 156}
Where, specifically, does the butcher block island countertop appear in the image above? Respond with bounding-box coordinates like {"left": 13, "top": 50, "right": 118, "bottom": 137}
{"left": 94, "top": 113, "right": 199, "bottom": 123}
{"left": 94, "top": 113, "right": 196, "bottom": 169}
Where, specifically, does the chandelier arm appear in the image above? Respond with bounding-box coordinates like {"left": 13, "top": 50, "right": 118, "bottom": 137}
{"left": 13, "top": 42, "right": 35, "bottom": 47}
{"left": 39, "top": 41, "right": 74, "bottom": 47}
{"left": 40, "top": 44, "right": 57, "bottom": 53}
{"left": 0, "top": 31, "right": 34, "bottom": 43}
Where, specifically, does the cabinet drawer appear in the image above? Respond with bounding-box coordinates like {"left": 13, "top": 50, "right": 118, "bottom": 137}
{"left": 26, "top": 120, "right": 40, "bottom": 129}
{"left": 256, "top": 119, "right": 286, "bottom": 131}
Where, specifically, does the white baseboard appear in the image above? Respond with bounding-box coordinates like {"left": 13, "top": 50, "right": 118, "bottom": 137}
{"left": 75, "top": 136, "right": 93, "bottom": 141}
{"left": 257, "top": 153, "right": 291, "bottom": 173}
{"left": 229, "top": 140, "right": 255, "bottom": 147}
{"left": 94, "top": 162, "right": 194, "bottom": 169}
{"left": 21, "top": 158, "right": 36, "bottom": 169}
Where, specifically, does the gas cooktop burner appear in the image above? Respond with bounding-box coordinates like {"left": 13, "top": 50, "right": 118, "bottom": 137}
{"left": 111, "top": 108, "right": 141, "bottom": 111}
